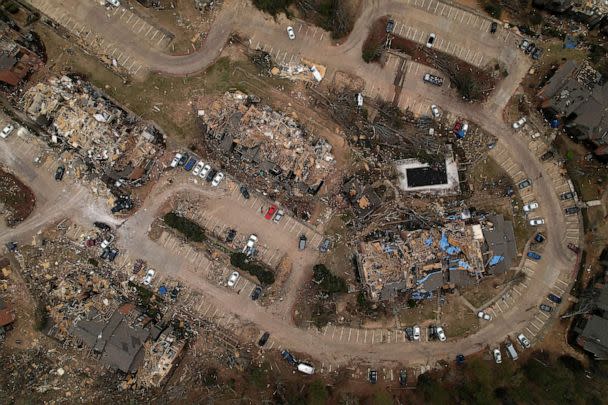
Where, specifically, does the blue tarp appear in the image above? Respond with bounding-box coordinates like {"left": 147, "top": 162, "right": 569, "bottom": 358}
{"left": 440, "top": 232, "right": 461, "bottom": 255}
{"left": 489, "top": 256, "right": 504, "bottom": 266}
{"left": 158, "top": 286, "right": 168, "bottom": 295}
{"left": 456, "top": 129, "right": 465, "bottom": 139}
{"left": 564, "top": 35, "right": 578, "bottom": 49}
{"left": 411, "top": 291, "right": 433, "bottom": 300}
{"left": 550, "top": 119, "right": 560, "bottom": 128}
{"left": 424, "top": 237, "right": 433, "bottom": 247}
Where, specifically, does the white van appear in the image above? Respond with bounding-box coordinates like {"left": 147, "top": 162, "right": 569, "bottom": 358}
{"left": 505, "top": 341, "right": 518, "bottom": 361}
{"left": 297, "top": 363, "right": 315, "bottom": 375}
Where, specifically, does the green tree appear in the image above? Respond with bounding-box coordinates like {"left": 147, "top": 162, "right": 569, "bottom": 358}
{"left": 307, "top": 379, "right": 329, "bottom": 404}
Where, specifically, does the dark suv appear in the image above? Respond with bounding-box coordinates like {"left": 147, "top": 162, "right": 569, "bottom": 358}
{"left": 55, "top": 165, "right": 65, "bottom": 181}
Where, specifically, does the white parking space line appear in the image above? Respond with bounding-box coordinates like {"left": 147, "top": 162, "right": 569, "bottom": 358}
{"left": 530, "top": 320, "right": 542, "bottom": 330}
{"left": 526, "top": 327, "right": 536, "bottom": 336}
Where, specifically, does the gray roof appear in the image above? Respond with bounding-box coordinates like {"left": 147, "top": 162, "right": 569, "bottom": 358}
{"left": 448, "top": 268, "right": 478, "bottom": 287}
{"left": 379, "top": 280, "right": 407, "bottom": 301}
{"left": 580, "top": 315, "right": 608, "bottom": 360}
{"left": 482, "top": 215, "right": 517, "bottom": 275}
{"left": 597, "top": 285, "right": 608, "bottom": 313}
{"left": 417, "top": 271, "right": 444, "bottom": 293}
{"left": 0, "top": 52, "right": 16, "bottom": 71}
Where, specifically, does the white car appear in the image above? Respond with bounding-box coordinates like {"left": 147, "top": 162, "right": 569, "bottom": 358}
{"left": 1, "top": 124, "right": 14, "bottom": 139}
{"left": 199, "top": 164, "right": 211, "bottom": 179}
{"left": 477, "top": 311, "right": 492, "bottom": 321}
{"left": 227, "top": 271, "right": 240, "bottom": 287}
{"left": 436, "top": 326, "right": 446, "bottom": 341}
{"left": 523, "top": 202, "right": 539, "bottom": 212}
{"left": 531, "top": 132, "right": 541, "bottom": 139}
{"left": 513, "top": 117, "right": 527, "bottom": 129}
{"left": 413, "top": 325, "right": 421, "bottom": 341}
{"left": 143, "top": 269, "right": 155, "bottom": 285}
{"left": 211, "top": 172, "right": 224, "bottom": 187}
{"left": 431, "top": 104, "right": 441, "bottom": 118}
{"left": 426, "top": 33, "right": 436, "bottom": 48}
{"left": 517, "top": 333, "right": 531, "bottom": 349}
{"left": 192, "top": 161, "right": 205, "bottom": 176}
{"left": 273, "top": 209, "right": 284, "bottom": 223}
{"left": 529, "top": 218, "right": 545, "bottom": 226}
{"left": 287, "top": 26, "right": 296, "bottom": 40}
{"left": 243, "top": 234, "right": 258, "bottom": 256}
{"left": 461, "top": 122, "right": 469, "bottom": 137}
{"left": 493, "top": 348, "right": 502, "bottom": 364}
{"left": 100, "top": 235, "right": 114, "bottom": 249}
{"left": 170, "top": 153, "right": 182, "bottom": 168}
{"left": 107, "top": 0, "right": 120, "bottom": 7}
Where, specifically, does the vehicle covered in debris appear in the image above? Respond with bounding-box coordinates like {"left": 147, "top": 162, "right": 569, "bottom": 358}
{"left": 423, "top": 73, "right": 443, "bottom": 86}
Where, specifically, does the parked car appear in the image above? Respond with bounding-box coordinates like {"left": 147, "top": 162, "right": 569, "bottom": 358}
{"left": 299, "top": 234, "right": 307, "bottom": 250}
{"left": 240, "top": 186, "right": 250, "bottom": 199}
{"left": 560, "top": 191, "right": 576, "bottom": 200}
{"left": 297, "top": 363, "right": 315, "bottom": 375}
{"left": 273, "top": 209, "right": 284, "bottom": 223}
{"left": 527, "top": 251, "right": 541, "bottom": 261}
{"left": 281, "top": 350, "right": 297, "bottom": 365}
{"left": 100, "top": 234, "right": 114, "bottom": 249}
{"left": 523, "top": 202, "right": 539, "bottom": 212}
{"left": 206, "top": 168, "right": 217, "bottom": 182}
{"left": 529, "top": 218, "right": 545, "bottom": 226}
{"left": 369, "top": 369, "right": 378, "bottom": 384}
{"left": 423, "top": 73, "right": 443, "bottom": 86}
{"left": 525, "top": 42, "right": 536, "bottom": 54}
{"left": 184, "top": 157, "right": 197, "bottom": 171}
{"left": 54, "top": 166, "right": 65, "bottom": 181}
{"left": 547, "top": 293, "right": 562, "bottom": 304}
{"left": 490, "top": 21, "right": 497, "bottom": 33}
{"left": 505, "top": 341, "right": 518, "bottom": 361}
{"left": 520, "top": 39, "right": 530, "bottom": 50}
{"left": 431, "top": 104, "right": 441, "bottom": 118}
{"left": 436, "top": 326, "right": 446, "bottom": 342}
{"left": 211, "top": 172, "right": 224, "bottom": 187}
{"left": 143, "top": 269, "right": 155, "bottom": 285}
{"left": 1, "top": 124, "right": 14, "bottom": 139}
{"left": 243, "top": 234, "right": 258, "bottom": 256}
{"left": 565, "top": 206, "right": 580, "bottom": 215}
{"left": 170, "top": 153, "right": 182, "bottom": 168}
{"left": 287, "top": 26, "right": 295, "bottom": 40}
{"left": 107, "top": 0, "right": 120, "bottom": 6}
{"left": 539, "top": 303, "right": 553, "bottom": 312}
{"left": 93, "top": 221, "right": 112, "bottom": 231}
{"left": 517, "top": 333, "right": 531, "bottom": 349}
{"left": 513, "top": 117, "right": 527, "bottom": 129}
{"left": 108, "top": 249, "right": 118, "bottom": 262}
{"left": 386, "top": 18, "right": 395, "bottom": 33}
{"left": 534, "top": 233, "right": 545, "bottom": 243}
{"left": 192, "top": 161, "right": 205, "bottom": 176}
{"left": 477, "top": 311, "right": 492, "bottom": 321}
{"left": 426, "top": 33, "right": 436, "bottom": 48}
{"left": 226, "top": 229, "right": 237, "bottom": 243}
{"left": 170, "top": 285, "right": 180, "bottom": 301}
{"left": 258, "top": 332, "right": 270, "bottom": 346}
{"left": 227, "top": 271, "right": 240, "bottom": 288}
{"left": 540, "top": 150, "right": 554, "bottom": 161}
{"left": 178, "top": 153, "right": 189, "bottom": 166}
{"left": 399, "top": 369, "right": 407, "bottom": 386}
{"left": 413, "top": 325, "right": 421, "bottom": 341}
{"left": 518, "top": 179, "right": 531, "bottom": 189}
{"left": 493, "top": 348, "right": 502, "bottom": 364}
{"left": 456, "top": 354, "right": 466, "bottom": 365}
{"left": 265, "top": 205, "right": 278, "bottom": 220}
{"left": 532, "top": 47, "right": 543, "bottom": 60}
{"left": 251, "top": 286, "right": 262, "bottom": 301}
{"left": 199, "top": 164, "right": 211, "bottom": 179}
{"left": 319, "top": 238, "right": 331, "bottom": 253}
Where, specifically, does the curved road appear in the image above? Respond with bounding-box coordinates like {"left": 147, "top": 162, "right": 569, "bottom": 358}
{"left": 10, "top": 0, "right": 581, "bottom": 367}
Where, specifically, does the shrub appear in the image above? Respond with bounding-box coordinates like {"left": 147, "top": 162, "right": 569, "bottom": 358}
{"left": 362, "top": 17, "right": 387, "bottom": 63}
{"left": 483, "top": 1, "right": 502, "bottom": 19}
{"left": 312, "top": 264, "right": 347, "bottom": 294}
{"left": 4, "top": 1, "right": 19, "bottom": 14}
{"left": 252, "top": 0, "right": 293, "bottom": 15}
{"left": 230, "top": 252, "right": 275, "bottom": 285}
{"left": 163, "top": 212, "right": 205, "bottom": 242}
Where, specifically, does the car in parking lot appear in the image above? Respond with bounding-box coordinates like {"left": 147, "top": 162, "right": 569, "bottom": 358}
{"left": 226, "top": 229, "right": 237, "bottom": 243}
{"left": 564, "top": 206, "right": 580, "bottom": 215}
{"left": 534, "top": 233, "right": 545, "bottom": 243}
{"left": 547, "top": 293, "right": 562, "bottom": 304}
{"left": 517, "top": 333, "right": 531, "bottom": 349}
{"left": 227, "top": 271, "right": 240, "bottom": 287}
{"left": 520, "top": 39, "right": 530, "bottom": 50}
{"left": 240, "top": 186, "right": 250, "bottom": 199}
{"left": 523, "top": 201, "right": 539, "bottom": 212}
{"left": 386, "top": 19, "right": 395, "bottom": 33}
{"left": 211, "top": 172, "right": 224, "bottom": 187}
{"left": 369, "top": 369, "right": 378, "bottom": 384}
{"left": 55, "top": 165, "right": 65, "bottom": 181}
{"left": 532, "top": 47, "right": 543, "bottom": 60}
{"left": 1, "top": 124, "right": 14, "bottom": 139}
{"left": 199, "top": 164, "right": 211, "bottom": 179}
{"left": 319, "top": 238, "right": 331, "bottom": 253}
{"left": 205, "top": 168, "right": 217, "bottom": 182}
{"left": 539, "top": 303, "right": 553, "bottom": 312}
{"left": 265, "top": 205, "right": 278, "bottom": 220}
{"left": 281, "top": 350, "right": 297, "bottom": 365}
{"left": 430, "top": 104, "right": 441, "bottom": 118}
{"left": 192, "top": 161, "right": 205, "bottom": 176}
{"left": 493, "top": 348, "right": 502, "bottom": 364}
{"left": 529, "top": 218, "right": 545, "bottom": 226}
{"left": 477, "top": 311, "right": 492, "bottom": 321}
{"left": 184, "top": 157, "right": 197, "bottom": 171}
{"left": 298, "top": 234, "right": 307, "bottom": 250}
{"left": 490, "top": 21, "right": 497, "bottom": 33}
{"left": 273, "top": 209, "right": 284, "bottom": 223}
{"left": 426, "top": 33, "right": 436, "bottom": 48}
{"left": 107, "top": 0, "right": 120, "bottom": 6}
{"left": 258, "top": 332, "right": 270, "bottom": 346}
{"left": 518, "top": 179, "right": 531, "bottom": 189}
{"left": 251, "top": 286, "right": 262, "bottom": 300}
{"left": 527, "top": 251, "right": 541, "bottom": 261}
{"left": 436, "top": 326, "right": 446, "bottom": 341}
{"left": 513, "top": 117, "right": 527, "bottom": 129}
{"left": 143, "top": 269, "right": 155, "bottom": 285}
{"left": 243, "top": 234, "right": 258, "bottom": 256}
{"left": 178, "top": 153, "right": 188, "bottom": 166}
{"left": 399, "top": 369, "right": 407, "bottom": 386}
{"left": 423, "top": 73, "right": 443, "bottom": 86}
{"left": 525, "top": 42, "right": 536, "bottom": 54}
{"left": 170, "top": 153, "right": 182, "bottom": 168}
{"left": 287, "top": 26, "right": 295, "bottom": 40}
{"left": 413, "top": 325, "right": 421, "bottom": 341}
{"left": 540, "top": 150, "right": 554, "bottom": 161}
{"left": 560, "top": 191, "right": 576, "bottom": 200}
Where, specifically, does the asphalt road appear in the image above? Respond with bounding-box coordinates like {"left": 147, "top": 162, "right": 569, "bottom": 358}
{"left": 7, "top": 0, "right": 582, "bottom": 368}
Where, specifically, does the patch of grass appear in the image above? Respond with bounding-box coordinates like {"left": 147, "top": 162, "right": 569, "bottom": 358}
{"left": 313, "top": 264, "right": 347, "bottom": 294}
{"left": 163, "top": 212, "right": 206, "bottom": 242}
{"left": 230, "top": 252, "right": 275, "bottom": 285}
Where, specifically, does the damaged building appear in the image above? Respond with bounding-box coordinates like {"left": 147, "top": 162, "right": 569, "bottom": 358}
{"left": 0, "top": 30, "right": 42, "bottom": 87}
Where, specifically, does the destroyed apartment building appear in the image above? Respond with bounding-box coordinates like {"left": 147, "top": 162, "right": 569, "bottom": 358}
{"left": 356, "top": 216, "right": 516, "bottom": 301}
{"left": 20, "top": 76, "right": 165, "bottom": 185}
{"left": 201, "top": 91, "right": 334, "bottom": 196}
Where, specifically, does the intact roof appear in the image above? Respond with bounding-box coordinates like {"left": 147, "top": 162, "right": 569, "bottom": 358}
{"left": 483, "top": 214, "right": 517, "bottom": 275}
{"left": 580, "top": 315, "right": 608, "bottom": 359}
{"left": 417, "top": 270, "right": 444, "bottom": 292}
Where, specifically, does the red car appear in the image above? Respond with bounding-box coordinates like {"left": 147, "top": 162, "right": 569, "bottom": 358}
{"left": 265, "top": 205, "right": 278, "bottom": 220}
{"left": 452, "top": 121, "right": 462, "bottom": 134}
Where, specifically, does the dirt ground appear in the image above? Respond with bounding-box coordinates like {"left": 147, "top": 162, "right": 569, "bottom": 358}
{"left": 0, "top": 166, "right": 36, "bottom": 227}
